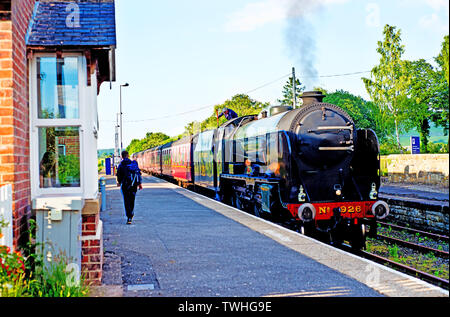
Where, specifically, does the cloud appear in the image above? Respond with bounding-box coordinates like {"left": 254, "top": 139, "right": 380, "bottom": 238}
{"left": 417, "top": 0, "right": 449, "bottom": 32}
{"left": 224, "top": 0, "right": 288, "bottom": 32}
{"left": 419, "top": 13, "right": 449, "bottom": 32}
{"left": 400, "top": 0, "right": 449, "bottom": 33}
{"left": 423, "top": 0, "right": 449, "bottom": 11}
{"left": 399, "top": 0, "right": 449, "bottom": 11}
{"left": 224, "top": 0, "right": 349, "bottom": 32}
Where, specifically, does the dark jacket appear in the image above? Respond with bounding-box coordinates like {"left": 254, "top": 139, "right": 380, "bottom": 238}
{"left": 117, "top": 158, "right": 131, "bottom": 185}
{"left": 117, "top": 158, "right": 142, "bottom": 190}
{"left": 218, "top": 108, "right": 238, "bottom": 120}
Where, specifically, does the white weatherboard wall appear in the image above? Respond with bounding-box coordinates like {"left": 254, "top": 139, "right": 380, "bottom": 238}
{"left": 0, "top": 184, "right": 13, "bottom": 252}
{"left": 84, "top": 66, "right": 99, "bottom": 201}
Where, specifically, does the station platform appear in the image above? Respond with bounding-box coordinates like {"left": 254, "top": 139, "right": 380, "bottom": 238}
{"left": 96, "top": 175, "right": 448, "bottom": 298}
{"left": 380, "top": 183, "right": 449, "bottom": 203}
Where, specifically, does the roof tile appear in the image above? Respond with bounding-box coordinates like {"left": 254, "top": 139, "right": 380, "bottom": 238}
{"left": 26, "top": 0, "right": 116, "bottom": 47}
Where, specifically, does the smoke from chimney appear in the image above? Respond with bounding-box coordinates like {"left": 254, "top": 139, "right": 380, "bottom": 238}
{"left": 284, "top": 0, "right": 323, "bottom": 89}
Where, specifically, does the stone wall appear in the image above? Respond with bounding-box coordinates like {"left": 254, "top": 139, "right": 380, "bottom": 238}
{"left": 381, "top": 154, "right": 449, "bottom": 187}
{"left": 381, "top": 195, "right": 449, "bottom": 235}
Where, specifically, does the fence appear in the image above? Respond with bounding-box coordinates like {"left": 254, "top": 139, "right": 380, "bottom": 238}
{"left": 0, "top": 184, "right": 13, "bottom": 252}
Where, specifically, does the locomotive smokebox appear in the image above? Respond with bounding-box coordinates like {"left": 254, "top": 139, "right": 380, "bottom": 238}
{"left": 301, "top": 91, "right": 326, "bottom": 106}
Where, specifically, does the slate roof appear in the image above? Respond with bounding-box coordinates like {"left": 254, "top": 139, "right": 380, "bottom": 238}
{"left": 26, "top": 1, "right": 116, "bottom": 47}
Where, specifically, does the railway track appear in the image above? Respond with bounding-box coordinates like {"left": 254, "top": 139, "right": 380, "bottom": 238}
{"left": 333, "top": 240, "right": 449, "bottom": 290}
{"left": 350, "top": 221, "right": 449, "bottom": 290}
{"left": 357, "top": 248, "right": 449, "bottom": 290}
{"left": 364, "top": 221, "right": 449, "bottom": 289}
{"left": 377, "top": 221, "right": 449, "bottom": 242}
{"left": 273, "top": 218, "right": 449, "bottom": 290}
{"left": 375, "top": 221, "right": 449, "bottom": 258}
{"left": 376, "top": 233, "right": 448, "bottom": 258}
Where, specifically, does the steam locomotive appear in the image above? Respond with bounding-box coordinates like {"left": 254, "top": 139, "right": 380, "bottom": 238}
{"left": 132, "top": 91, "right": 390, "bottom": 249}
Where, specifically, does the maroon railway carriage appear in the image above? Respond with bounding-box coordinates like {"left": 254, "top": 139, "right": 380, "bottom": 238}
{"left": 147, "top": 145, "right": 162, "bottom": 175}
{"left": 170, "top": 135, "right": 194, "bottom": 184}
{"left": 132, "top": 136, "right": 194, "bottom": 185}
{"left": 132, "top": 150, "right": 145, "bottom": 170}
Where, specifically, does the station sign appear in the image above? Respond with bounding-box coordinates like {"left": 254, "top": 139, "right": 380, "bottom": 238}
{"left": 105, "top": 157, "right": 112, "bottom": 175}
{"left": 411, "top": 136, "right": 420, "bottom": 154}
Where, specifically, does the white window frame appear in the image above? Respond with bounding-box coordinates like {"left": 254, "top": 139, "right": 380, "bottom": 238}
{"left": 29, "top": 52, "right": 87, "bottom": 198}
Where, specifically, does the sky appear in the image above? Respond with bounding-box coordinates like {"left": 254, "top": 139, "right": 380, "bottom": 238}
{"left": 96, "top": 0, "right": 449, "bottom": 150}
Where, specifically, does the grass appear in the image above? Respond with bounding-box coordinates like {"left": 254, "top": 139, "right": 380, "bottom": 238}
{"left": 366, "top": 238, "right": 449, "bottom": 280}
{"left": 1, "top": 220, "right": 90, "bottom": 297}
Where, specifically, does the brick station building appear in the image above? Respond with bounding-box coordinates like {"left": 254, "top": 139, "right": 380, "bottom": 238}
{"left": 0, "top": 0, "right": 116, "bottom": 285}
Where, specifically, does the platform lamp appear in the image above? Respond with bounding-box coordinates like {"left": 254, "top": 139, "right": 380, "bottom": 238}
{"left": 119, "top": 82, "right": 129, "bottom": 155}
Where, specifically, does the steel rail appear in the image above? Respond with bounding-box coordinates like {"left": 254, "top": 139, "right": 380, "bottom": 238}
{"left": 377, "top": 221, "right": 449, "bottom": 241}
{"left": 376, "top": 234, "right": 449, "bottom": 258}
{"left": 359, "top": 250, "right": 449, "bottom": 291}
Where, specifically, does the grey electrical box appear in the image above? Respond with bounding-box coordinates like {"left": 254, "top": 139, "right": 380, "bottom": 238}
{"left": 33, "top": 196, "right": 83, "bottom": 273}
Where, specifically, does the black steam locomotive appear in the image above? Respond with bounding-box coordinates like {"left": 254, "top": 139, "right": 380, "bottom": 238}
{"left": 134, "top": 91, "right": 389, "bottom": 249}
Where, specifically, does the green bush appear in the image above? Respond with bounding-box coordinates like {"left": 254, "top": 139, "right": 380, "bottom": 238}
{"left": 427, "top": 142, "right": 449, "bottom": 153}
{"left": 1, "top": 220, "right": 89, "bottom": 297}
{"left": 98, "top": 159, "right": 104, "bottom": 173}
{"left": 30, "top": 256, "right": 89, "bottom": 297}
{"left": 379, "top": 157, "right": 390, "bottom": 176}
{"left": 58, "top": 154, "right": 80, "bottom": 186}
{"left": 380, "top": 141, "right": 407, "bottom": 155}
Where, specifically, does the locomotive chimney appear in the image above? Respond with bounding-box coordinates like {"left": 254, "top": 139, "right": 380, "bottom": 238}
{"left": 300, "top": 91, "right": 326, "bottom": 106}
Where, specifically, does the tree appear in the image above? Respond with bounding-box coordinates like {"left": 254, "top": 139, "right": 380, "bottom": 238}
{"left": 183, "top": 94, "right": 269, "bottom": 135}
{"left": 402, "top": 59, "right": 446, "bottom": 152}
{"left": 362, "top": 24, "right": 411, "bottom": 152}
{"left": 432, "top": 35, "right": 450, "bottom": 146}
{"left": 277, "top": 76, "right": 305, "bottom": 107}
{"left": 127, "top": 138, "right": 144, "bottom": 155}
{"left": 219, "top": 94, "right": 269, "bottom": 117}
{"left": 126, "top": 132, "right": 172, "bottom": 154}
{"left": 436, "top": 35, "right": 449, "bottom": 84}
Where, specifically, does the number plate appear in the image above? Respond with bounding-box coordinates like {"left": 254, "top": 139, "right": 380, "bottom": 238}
{"left": 314, "top": 202, "right": 373, "bottom": 219}
{"left": 287, "top": 201, "right": 375, "bottom": 220}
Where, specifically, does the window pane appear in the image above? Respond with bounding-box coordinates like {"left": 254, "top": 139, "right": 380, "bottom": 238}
{"left": 37, "top": 57, "right": 79, "bottom": 119}
{"left": 39, "top": 127, "right": 80, "bottom": 188}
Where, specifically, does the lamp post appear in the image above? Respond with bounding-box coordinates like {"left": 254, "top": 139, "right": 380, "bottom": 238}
{"left": 292, "top": 67, "right": 297, "bottom": 109}
{"left": 119, "top": 83, "right": 129, "bottom": 154}
{"left": 114, "top": 113, "right": 119, "bottom": 166}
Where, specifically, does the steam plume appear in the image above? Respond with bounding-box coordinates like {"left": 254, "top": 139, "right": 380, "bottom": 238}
{"left": 284, "top": 0, "right": 322, "bottom": 89}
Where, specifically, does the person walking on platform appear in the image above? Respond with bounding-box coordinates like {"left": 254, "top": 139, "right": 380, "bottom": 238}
{"left": 117, "top": 150, "right": 143, "bottom": 224}
{"left": 217, "top": 107, "right": 238, "bottom": 121}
